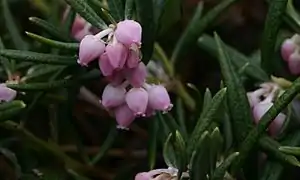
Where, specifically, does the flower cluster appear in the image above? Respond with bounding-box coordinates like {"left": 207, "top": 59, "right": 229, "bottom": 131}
{"left": 77, "top": 19, "right": 173, "bottom": 129}
{"left": 247, "top": 83, "right": 286, "bottom": 137}
{"left": 281, "top": 34, "right": 300, "bottom": 75}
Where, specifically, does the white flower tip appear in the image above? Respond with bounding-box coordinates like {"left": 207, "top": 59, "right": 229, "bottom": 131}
{"left": 116, "top": 125, "right": 129, "bottom": 130}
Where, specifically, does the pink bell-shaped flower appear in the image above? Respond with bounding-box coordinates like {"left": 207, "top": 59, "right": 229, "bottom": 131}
{"left": 135, "top": 172, "right": 152, "bottom": 180}
{"left": 281, "top": 39, "right": 296, "bottom": 61}
{"left": 105, "top": 42, "right": 128, "bottom": 70}
{"left": 125, "top": 88, "right": 148, "bottom": 116}
{"left": 101, "top": 84, "right": 126, "bottom": 109}
{"left": 127, "top": 62, "right": 147, "bottom": 88}
{"left": 99, "top": 53, "right": 114, "bottom": 76}
{"left": 252, "top": 101, "right": 286, "bottom": 136}
{"left": 288, "top": 52, "right": 300, "bottom": 75}
{"left": 147, "top": 85, "right": 173, "bottom": 112}
{"left": 114, "top": 103, "right": 135, "bottom": 129}
{"left": 78, "top": 35, "right": 105, "bottom": 66}
{"left": 0, "top": 84, "right": 16, "bottom": 102}
{"left": 115, "top": 20, "right": 142, "bottom": 47}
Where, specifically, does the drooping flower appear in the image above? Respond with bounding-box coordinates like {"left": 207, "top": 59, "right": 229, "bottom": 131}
{"left": 78, "top": 35, "right": 106, "bottom": 66}
{"left": 125, "top": 88, "right": 148, "bottom": 116}
{"left": 105, "top": 42, "right": 128, "bottom": 70}
{"left": 101, "top": 84, "right": 126, "bottom": 109}
{"left": 114, "top": 103, "right": 135, "bottom": 129}
{"left": 114, "top": 20, "right": 142, "bottom": 47}
{"left": 0, "top": 84, "right": 17, "bottom": 102}
{"left": 147, "top": 84, "right": 173, "bottom": 112}
{"left": 251, "top": 83, "right": 286, "bottom": 137}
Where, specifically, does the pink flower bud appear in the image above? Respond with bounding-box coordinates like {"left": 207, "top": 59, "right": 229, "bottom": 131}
{"left": 78, "top": 35, "right": 105, "bottom": 66}
{"left": 288, "top": 52, "right": 300, "bottom": 75}
{"left": 147, "top": 85, "right": 173, "bottom": 112}
{"left": 252, "top": 102, "right": 286, "bottom": 136}
{"left": 115, "top": 20, "right": 142, "bottom": 46}
{"left": 126, "top": 48, "right": 141, "bottom": 68}
{"left": 135, "top": 172, "right": 152, "bottom": 180}
{"left": 127, "top": 62, "right": 147, "bottom": 88}
{"left": 125, "top": 88, "right": 148, "bottom": 116}
{"left": 281, "top": 39, "right": 296, "bottom": 61}
{"left": 101, "top": 84, "right": 126, "bottom": 108}
{"left": 105, "top": 42, "right": 128, "bottom": 69}
{"left": 114, "top": 103, "right": 135, "bottom": 129}
{"left": 99, "top": 53, "right": 114, "bottom": 76}
{"left": 0, "top": 84, "right": 16, "bottom": 102}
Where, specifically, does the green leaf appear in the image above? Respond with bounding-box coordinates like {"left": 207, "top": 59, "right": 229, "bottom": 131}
{"left": 261, "top": 0, "right": 288, "bottom": 74}
{"left": 6, "top": 68, "right": 101, "bottom": 91}
{"left": 89, "top": 126, "right": 118, "bottom": 165}
{"left": 202, "top": 88, "right": 212, "bottom": 112}
{"left": 2, "top": 0, "right": 28, "bottom": 50}
{"left": 211, "top": 152, "right": 239, "bottom": 180}
{"left": 222, "top": 111, "right": 233, "bottom": 151}
{"left": 286, "top": 1, "right": 300, "bottom": 31}
{"left": 278, "top": 146, "right": 300, "bottom": 156}
{"left": 0, "top": 37, "right": 12, "bottom": 77}
{"left": 125, "top": 0, "right": 134, "bottom": 19}
{"left": 22, "top": 65, "right": 62, "bottom": 82}
{"left": 189, "top": 131, "right": 210, "bottom": 180}
{"left": 163, "top": 133, "right": 177, "bottom": 168}
{"left": 148, "top": 118, "right": 158, "bottom": 169}
{"left": 157, "top": 0, "right": 182, "bottom": 35}
{"left": 176, "top": 98, "right": 188, "bottom": 138}
{"left": 233, "top": 76, "right": 300, "bottom": 172}
{"left": 26, "top": 32, "right": 79, "bottom": 50}
{"left": 108, "top": 0, "right": 125, "bottom": 21}
{"left": 209, "top": 127, "right": 223, "bottom": 176}
{"left": 0, "top": 105, "right": 26, "bottom": 121}
{"left": 63, "top": 7, "right": 76, "bottom": 33}
{"left": 259, "top": 136, "right": 300, "bottom": 167}
{"left": 214, "top": 32, "right": 253, "bottom": 144}
{"left": 173, "top": 130, "right": 187, "bottom": 175}
{"left": 29, "top": 17, "right": 71, "bottom": 41}
{"left": 188, "top": 88, "right": 226, "bottom": 156}
{"left": 135, "top": 0, "right": 155, "bottom": 64}
{"left": 65, "top": 0, "right": 108, "bottom": 29}
{"left": 198, "top": 34, "right": 269, "bottom": 81}
{"left": 0, "top": 50, "right": 77, "bottom": 65}
{"left": 171, "top": 0, "right": 237, "bottom": 64}
{"left": 0, "top": 101, "right": 26, "bottom": 111}
{"left": 171, "top": 1, "right": 203, "bottom": 64}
